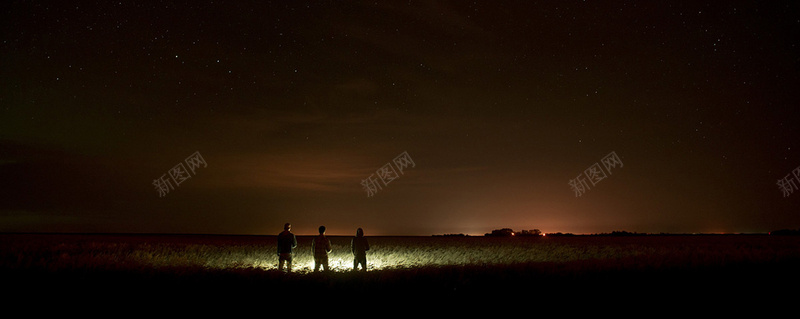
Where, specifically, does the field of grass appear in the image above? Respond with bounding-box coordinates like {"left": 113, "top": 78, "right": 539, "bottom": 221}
{"left": 3, "top": 233, "right": 800, "bottom": 304}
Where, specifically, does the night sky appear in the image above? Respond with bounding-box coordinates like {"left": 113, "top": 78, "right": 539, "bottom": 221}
{"left": 2, "top": 1, "right": 799, "bottom": 236}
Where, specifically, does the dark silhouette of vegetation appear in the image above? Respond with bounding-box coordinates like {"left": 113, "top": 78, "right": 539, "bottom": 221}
{"left": 484, "top": 228, "right": 542, "bottom": 237}
{"left": 480, "top": 229, "right": 778, "bottom": 237}
{"left": 596, "top": 230, "right": 649, "bottom": 236}
{"left": 770, "top": 229, "right": 800, "bottom": 235}
{"left": 517, "top": 229, "right": 542, "bottom": 236}
{"left": 485, "top": 228, "right": 514, "bottom": 236}
{"left": 545, "top": 232, "right": 576, "bottom": 236}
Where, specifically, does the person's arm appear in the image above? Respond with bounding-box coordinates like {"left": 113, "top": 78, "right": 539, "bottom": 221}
{"left": 365, "top": 238, "right": 369, "bottom": 251}
{"left": 292, "top": 234, "right": 297, "bottom": 249}
{"left": 326, "top": 238, "right": 332, "bottom": 253}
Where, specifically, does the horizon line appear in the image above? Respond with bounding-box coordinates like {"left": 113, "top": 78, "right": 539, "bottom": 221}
{"left": 0, "top": 230, "right": 787, "bottom": 237}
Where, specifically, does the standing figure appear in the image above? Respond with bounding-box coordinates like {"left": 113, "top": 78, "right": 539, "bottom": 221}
{"left": 312, "top": 225, "right": 332, "bottom": 272}
{"left": 277, "top": 223, "right": 297, "bottom": 272}
{"left": 351, "top": 228, "right": 370, "bottom": 271}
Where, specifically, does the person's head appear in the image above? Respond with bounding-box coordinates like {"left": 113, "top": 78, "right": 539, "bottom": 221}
{"left": 284, "top": 223, "right": 291, "bottom": 231}
{"left": 356, "top": 228, "right": 364, "bottom": 237}
{"left": 318, "top": 225, "right": 326, "bottom": 234}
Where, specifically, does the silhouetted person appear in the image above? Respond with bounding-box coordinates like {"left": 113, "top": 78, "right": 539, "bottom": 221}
{"left": 277, "top": 223, "right": 297, "bottom": 272}
{"left": 312, "top": 225, "right": 332, "bottom": 272}
{"left": 350, "top": 228, "right": 370, "bottom": 271}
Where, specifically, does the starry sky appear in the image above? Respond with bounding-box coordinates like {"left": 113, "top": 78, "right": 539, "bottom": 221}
{"left": 2, "top": 1, "right": 799, "bottom": 236}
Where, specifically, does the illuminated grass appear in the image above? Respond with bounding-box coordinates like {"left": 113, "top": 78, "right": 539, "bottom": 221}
{"left": 3, "top": 233, "right": 800, "bottom": 295}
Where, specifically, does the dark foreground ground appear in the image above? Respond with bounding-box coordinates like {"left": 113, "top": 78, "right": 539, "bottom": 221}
{"left": 5, "top": 256, "right": 799, "bottom": 309}
{"left": 3, "top": 233, "right": 800, "bottom": 311}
